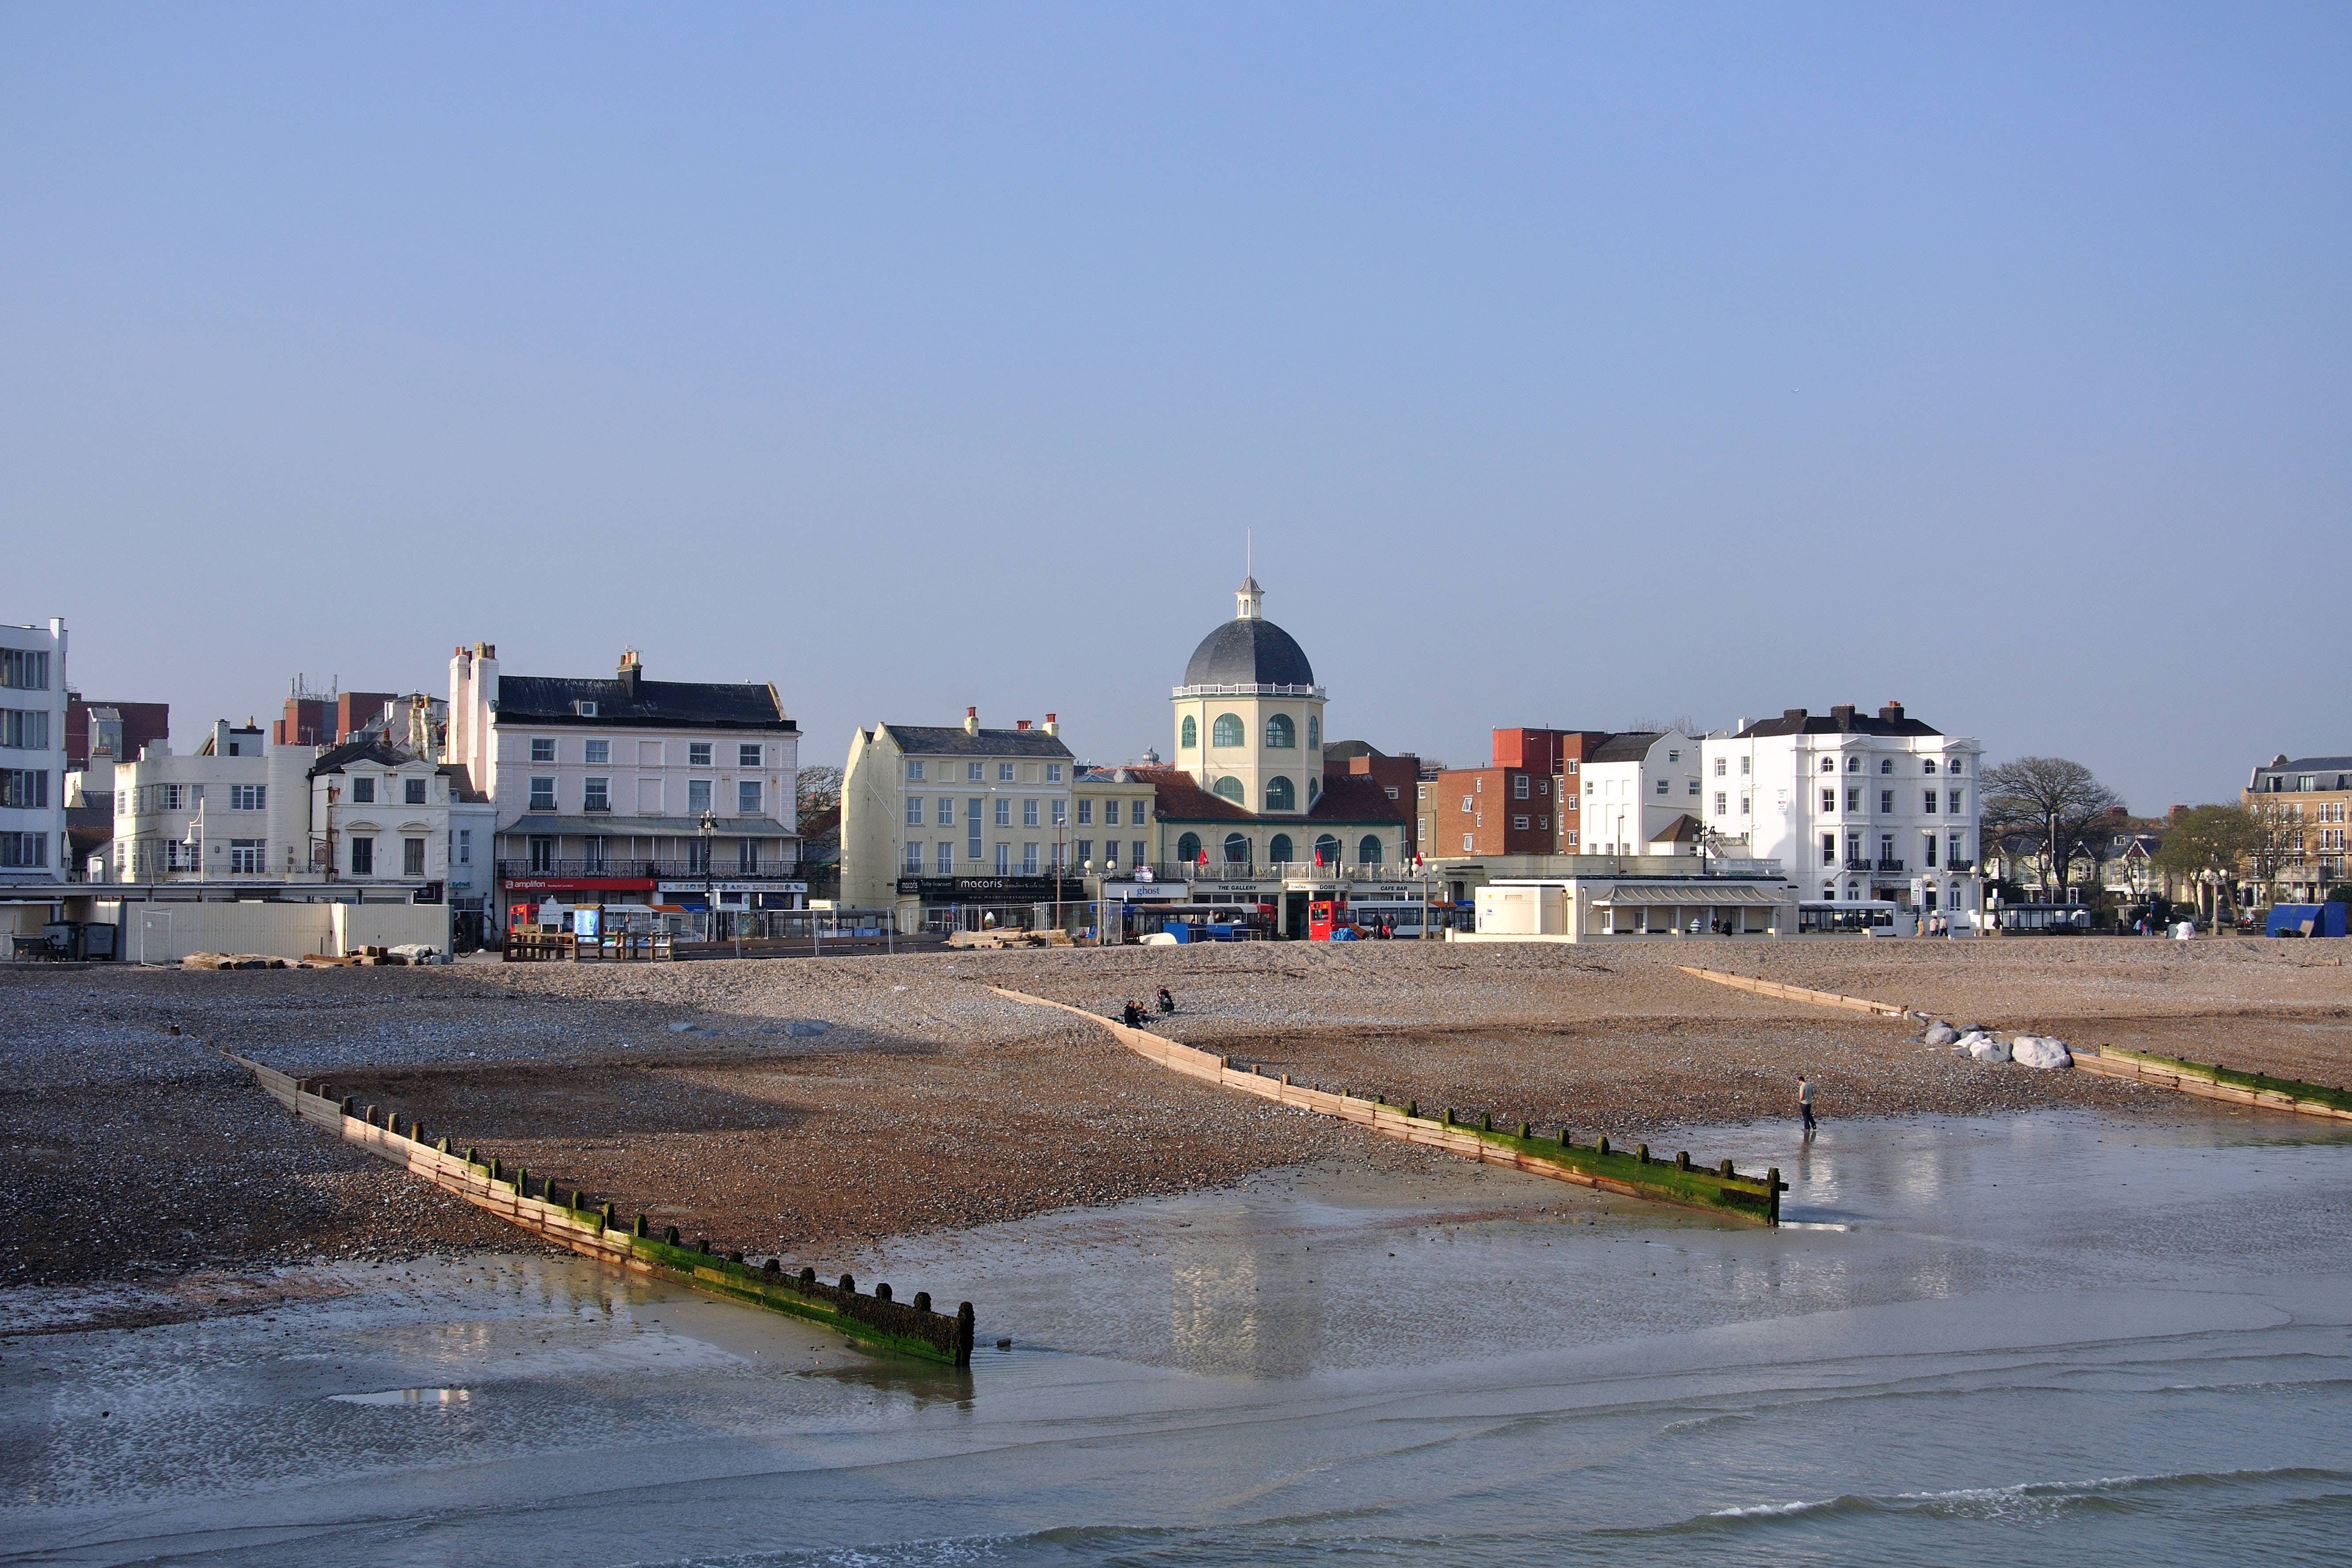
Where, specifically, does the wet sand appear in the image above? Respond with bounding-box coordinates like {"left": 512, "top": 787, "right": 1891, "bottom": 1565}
{"left": 4, "top": 937, "right": 2350, "bottom": 1292}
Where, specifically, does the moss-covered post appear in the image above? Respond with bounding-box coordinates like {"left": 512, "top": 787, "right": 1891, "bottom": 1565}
{"left": 1597, "top": 1136, "right": 1611, "bottom": 1156}
{"left": 1558, "top": 1126, "right": 1572, "bottom": 1147}
{"left": 1767, "top": 1166, "right": 1782, "bottom": 1225}
{"left": 1636, "top": 1143, "right": 1649, "bottom": 1164}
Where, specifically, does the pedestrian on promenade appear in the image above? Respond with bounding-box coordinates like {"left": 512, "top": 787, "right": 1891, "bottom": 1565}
{"left": 1798, "top": 1075, "right": 1817, "bottom": 1133}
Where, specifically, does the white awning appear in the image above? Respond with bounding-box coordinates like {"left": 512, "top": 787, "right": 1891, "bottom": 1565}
{"left": 1592, "top": 884, "right": 1788, "bottom": 906}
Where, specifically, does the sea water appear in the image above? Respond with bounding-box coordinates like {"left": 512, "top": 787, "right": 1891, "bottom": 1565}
{"left": 4, "top": 1107, "right": 2348, "bottom": 1567}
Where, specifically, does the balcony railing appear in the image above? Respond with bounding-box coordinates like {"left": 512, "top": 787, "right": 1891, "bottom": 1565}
{"left": 495, "top": 858, "right": 802, "bottom": 880}
{"left": 1941, "top": 858, "right": 1976, "bottom": 872}
{"left": 1843, "top": 856, "right": 1874, "bottom": 871}
{"left": 1876, "top": 858, "right": 1906, "bottom": 873}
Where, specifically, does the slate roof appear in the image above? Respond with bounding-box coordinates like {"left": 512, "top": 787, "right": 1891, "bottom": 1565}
{"left": 497, "top": 675, "right": 790, "bottom": 731}
{"left": 1181, "top": 618, "right": 1316, "bottom": 688}
{"left": 1132, "top": 767, "right": 1408, "bottom": 825}
{"left": 307, "top": 739, "right": 412, "bottom": 776}
{"left": 1736, "top": 705, "right": 1943, "bottom": 739}
{"left": 1588, "top": 732, "right": 1661, "bottom": 763}
{"left": 883, "top": 725, "right": 1075, "bottom": 760}
{"left": 2251, "top": 756, "right": 2352, "bottom": 790}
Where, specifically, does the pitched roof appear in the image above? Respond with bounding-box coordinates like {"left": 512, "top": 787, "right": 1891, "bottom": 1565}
{"left": 1588, "top": 732, "right": 1661, "bottom": 763}
{"left": 1736, "top": 705, "right": 1942, "bottom": 739}
{"left": 1131, "top": 767, "right": 1253, "bottom": 821}
{"left": 2252, "top": 755, "right": 2352, "bottom": 783}
{"left": 497, "top": 675, "right": 790, "bottom": 731}
{"left": 308, "top": 739, "right": 411, "bottom": 776}
{"left": 1648, "top": 812, "right": 1702, "bottom": 844}
{"left": 884, "top": 724, "right": 1075, "bottom": 759}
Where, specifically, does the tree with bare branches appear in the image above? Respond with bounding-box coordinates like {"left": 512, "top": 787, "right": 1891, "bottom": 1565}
{"left": 1981, "top": 756, "right": 2124, "bottom": 901}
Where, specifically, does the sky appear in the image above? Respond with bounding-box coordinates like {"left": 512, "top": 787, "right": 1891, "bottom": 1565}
{"left": 5, "top": 4, "right": 2348, "bottom": 811}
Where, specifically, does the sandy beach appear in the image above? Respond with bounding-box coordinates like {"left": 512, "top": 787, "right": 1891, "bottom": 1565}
{"left": 5, "top": 937, "right": 2349, "bottom": 1297}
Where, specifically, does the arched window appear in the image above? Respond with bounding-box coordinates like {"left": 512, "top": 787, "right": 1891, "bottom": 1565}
{"left": 1314, "top": 833, "right": 1340, "bottom": 866}
{"left": 1264, "top": 775, "right": 1295, "bottom": 811}
{"left": 1180, "top": 715, "right": 1197, "bottom": 750}
{"left": 1212, "top": 776, "right": 1245, "bottom": 804}
{"left": 1177, "top": 832, "right": 1202, "bottom": 865}
{"left": 1222, "top": 832, "right": 1249, "bottom": 865}
{"left": 1267, "top": 833, "right": 1294, "bottom": 865}
{"left": 1265, "top": 714, "right": 1295, "bottom": 749}
{"left": 1212, "top": 713, "right": 1244, "bottom": 748}
{"left": 1357, "top": 835, "right": 1383, "bottom": 866}
{"left": 1308, "top": 775, "right": 1320, "bottom": 802}
{"left": 1306, "top": 716, "right": 1320, "bottom": 750}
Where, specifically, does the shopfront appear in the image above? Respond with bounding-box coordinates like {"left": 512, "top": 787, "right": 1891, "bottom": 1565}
{"left": 501, "top": 875, "right": 656, "bottom": 933}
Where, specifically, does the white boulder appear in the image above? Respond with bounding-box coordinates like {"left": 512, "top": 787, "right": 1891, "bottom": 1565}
{"left": 1964, "top": 1033, "right": 2009, "bottom": 1063}
{"left": 1923, "top": 1021, "right": 1960, "bottom": 1046}
{"left": 2011, "top": 1035, "right": 2072, "bottom": 1069}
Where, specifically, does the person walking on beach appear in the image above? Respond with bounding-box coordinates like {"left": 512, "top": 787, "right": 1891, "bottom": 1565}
{"left": 1798, "top": 1075, "right": 1816, "bottom": 1134}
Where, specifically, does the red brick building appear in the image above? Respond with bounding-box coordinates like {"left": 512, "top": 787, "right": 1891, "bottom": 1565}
{"left": 1420, "top": 728, "right": 1613, "bottom": 858}
{"left": 1321, "top": 740, "right": 1426, "bottom": 856}
{"left": 273, "top": 689, "right": 400, "bottom": 749}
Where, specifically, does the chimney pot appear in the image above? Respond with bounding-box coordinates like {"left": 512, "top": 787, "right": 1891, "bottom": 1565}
{"left": 963, "top": 707, "right": 979, "bottom": 736}
{"left": 1782, "top": 707, "right": 1806, "bottom": 722}
{"left": 1016, "top": 719, "right": 1032, "bottom": 731}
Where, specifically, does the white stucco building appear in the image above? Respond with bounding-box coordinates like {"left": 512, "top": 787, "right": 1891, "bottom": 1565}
{"left": 1, "top": 617, "right": 68, "bottom": 891}
{"left": 1576, "top": 730, "right": 1703, "bottom": 857}
{"left": 1702, "top": 702, "right": 1983, "bottom": 922}
{"left": 447, "top": 643, "right": 802, "bottom": 931}
{"left": 109, "top": 719, "right": 282, "bottom": 881}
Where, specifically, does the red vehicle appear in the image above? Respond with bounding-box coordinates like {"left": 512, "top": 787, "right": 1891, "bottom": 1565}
{"left": 1308, "top": 898, "right": 1358, "bottom": 941}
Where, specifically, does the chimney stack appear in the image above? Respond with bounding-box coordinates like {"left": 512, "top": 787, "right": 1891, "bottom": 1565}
{"left": 964, "top": 706, "right": 978, "bottom": 736}
{"left": 618, "top": 648, "right": 642, "bottom": 701}
{"left": 1016, "top": 719, "right": 1032, "bottom": 731}
{"left": 1879, "top": 700, "right": 1905, "bottom": 722}
{"left": 1782, "top": 707, "right": 1806, "bottom": 722}
{"left": 1043, "top": 713, "right": 1058, "bottom": 737}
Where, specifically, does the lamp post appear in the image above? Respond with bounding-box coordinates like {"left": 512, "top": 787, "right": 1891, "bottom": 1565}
{"left": 698, "top": 809, "right": 716, "bottom": 949}
{"left": 185, "top": 799, "right": 205, "bottom": 885}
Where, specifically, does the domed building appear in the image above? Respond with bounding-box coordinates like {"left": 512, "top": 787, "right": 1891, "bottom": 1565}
{"left": 1135, "top": 577, "right": 1410, "bottom": 882}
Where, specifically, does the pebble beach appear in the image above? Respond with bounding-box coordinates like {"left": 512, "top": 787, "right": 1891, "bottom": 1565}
{"left": 6, "top": 937, "right": 2348, "bottom": 1306}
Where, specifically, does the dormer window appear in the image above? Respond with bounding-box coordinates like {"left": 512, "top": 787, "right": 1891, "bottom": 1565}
{"left": 575, "top": 700, "right": 598, "bottom": 717}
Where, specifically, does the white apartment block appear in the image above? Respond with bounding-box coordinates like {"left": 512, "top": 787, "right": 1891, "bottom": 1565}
{"left": 0, "top": 618, "right": 68, "bottom": 882}
{"left": 1576, "top": 730, "right": 1703, "bottom": 856}
{"left": 307, "top": 735, "right": 495, "bottom": 896}
{"left": 110, "top": 720, "right": 282, "bottom": 880}
{"left": 448, "top": 643, "right": 802, "bottom": 925}
{"left": 841, "top": 710, "right": 1080, "bottom": 910}
{"left": 1702, "top": 702, "right": 1983, "bottom": 919}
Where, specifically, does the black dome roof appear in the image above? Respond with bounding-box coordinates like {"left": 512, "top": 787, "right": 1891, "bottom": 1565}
{"left": 1184, "top": 617, "right": 1315, "bottom": 688}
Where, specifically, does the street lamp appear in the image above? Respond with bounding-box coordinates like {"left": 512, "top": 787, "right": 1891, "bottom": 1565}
{"left": 185, "top": 800, "right": 205, "bottom": 884}
{"left": 698, "top": 809, "right": 717, "bottom": 948}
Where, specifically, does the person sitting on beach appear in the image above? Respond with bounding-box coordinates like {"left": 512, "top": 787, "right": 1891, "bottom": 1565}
{"left": 1121, "top": 999, "right": 1146, "bottom": 1028}
{"left": 1155, "top": 986, "right": 1175, "bottom": 1014}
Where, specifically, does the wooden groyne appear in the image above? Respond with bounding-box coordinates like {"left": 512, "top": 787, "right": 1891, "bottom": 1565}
{"left": 1675, "top": 965, "right": 1910, "bottom": 1017}
{"left": 2070, "top": 1045, "right": 2352, "bottom": 1124}
{"left": 228, "top": 1052, "right": 975, "bottom": 1366}
{"left": 1676, "top": 965, "right": 2352, "bottom": 1126}
{"left": 994, "top": 989, "right": 1781, "bottom": 1224}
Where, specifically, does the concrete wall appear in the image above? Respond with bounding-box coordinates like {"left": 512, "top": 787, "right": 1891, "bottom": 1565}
{"left": 110, "top": 899, "right": 449, "bottom": 962}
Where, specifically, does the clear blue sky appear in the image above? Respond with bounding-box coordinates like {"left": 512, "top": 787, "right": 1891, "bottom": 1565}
{"left": 7, "top": 5, "right": 2347, "bottom": 809}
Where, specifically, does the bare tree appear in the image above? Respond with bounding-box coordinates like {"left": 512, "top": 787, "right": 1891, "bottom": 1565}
{"left": 1981, "top": 756, "right": 2124, "bottom": 901}
{"left": 2151, "top": 804, "right": 2259, "bottom": 924}
{"left": 796, "top": 765, "right": 843, "bottom": 862}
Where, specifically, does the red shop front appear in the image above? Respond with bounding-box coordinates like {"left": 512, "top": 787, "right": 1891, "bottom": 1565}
{"left": 502, "top": 876, "right": 657, "bottom": 933}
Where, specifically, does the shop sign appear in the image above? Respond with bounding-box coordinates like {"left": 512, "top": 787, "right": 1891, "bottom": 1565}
{"left": 503, "top": 877, "right": 656, "bottom": 893}
{"left": 657, "top": 880, "right": 809, "bottom": 895}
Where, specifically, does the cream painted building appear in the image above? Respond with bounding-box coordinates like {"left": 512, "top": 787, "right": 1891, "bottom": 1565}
{"left": 842, "top": 710, "right": 1082, "bottom": 918}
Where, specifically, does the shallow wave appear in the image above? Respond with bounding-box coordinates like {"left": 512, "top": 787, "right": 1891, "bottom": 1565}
{"left": 1669, "top": 1466, "right": 2352, "bottom": 1532}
